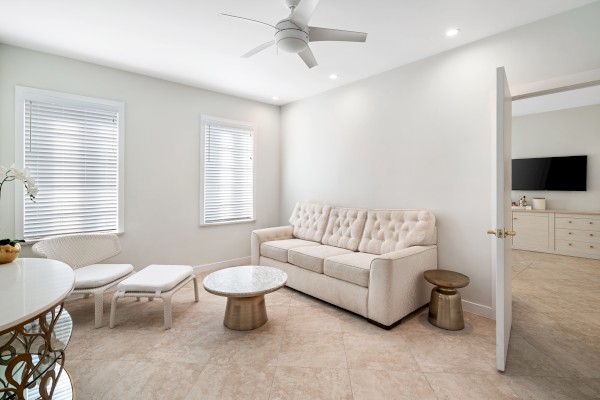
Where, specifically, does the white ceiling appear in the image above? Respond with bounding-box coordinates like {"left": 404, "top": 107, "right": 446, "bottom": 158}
{"left": 0, "top": 0, "right": 595, "bottom": 105}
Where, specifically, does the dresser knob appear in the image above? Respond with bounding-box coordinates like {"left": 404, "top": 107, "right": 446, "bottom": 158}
{"left": 590, "top": 222, "right": 593, "bottom": 225}
{"left": 568, "top": 232, "right": 572, "bottom": 235}
{"left": 568, "top": 243, "right": 572, "bottom": 246}
{"left": 568, "top": 221, "right": 572, "bottom": 223}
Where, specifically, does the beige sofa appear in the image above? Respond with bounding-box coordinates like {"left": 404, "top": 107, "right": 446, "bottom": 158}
{"left": 251, "top": 202, "right": 438, "bottom": 328}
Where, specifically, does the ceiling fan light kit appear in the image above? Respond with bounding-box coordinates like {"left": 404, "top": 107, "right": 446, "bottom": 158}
{"left": 221, "top": 0, "right": 367, "bottom": 69}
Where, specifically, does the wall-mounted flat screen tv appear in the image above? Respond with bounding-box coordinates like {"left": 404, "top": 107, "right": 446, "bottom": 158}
{"left": 512, "top": 155, "right": 587, "bottom": 191}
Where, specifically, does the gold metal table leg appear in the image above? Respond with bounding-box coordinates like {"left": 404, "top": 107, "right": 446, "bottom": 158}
{"left": 223, "top": 295, "right": 268, "bottom": 330}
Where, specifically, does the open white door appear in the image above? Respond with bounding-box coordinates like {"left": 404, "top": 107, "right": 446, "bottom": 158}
{"left": 491, "top": 66, "right": 513, "bottom": 371}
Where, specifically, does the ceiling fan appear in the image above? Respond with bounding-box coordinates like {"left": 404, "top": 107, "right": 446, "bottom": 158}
{"left": 221, "top": 0, "right": 368, "bottom": 69}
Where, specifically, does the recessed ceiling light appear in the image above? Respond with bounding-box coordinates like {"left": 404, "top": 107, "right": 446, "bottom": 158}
{"left": 329, "top": 74, "right": 338, "bottom": 80}
{"left": 446, "top": 28, "right": 460, "bottom": 37}
{"left": 272, "top": 96, "right": 279, "bottom": 100}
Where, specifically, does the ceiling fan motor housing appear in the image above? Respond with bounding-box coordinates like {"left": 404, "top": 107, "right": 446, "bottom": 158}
{"left": 275, "top": 20, "right": 308, "bottom": 53}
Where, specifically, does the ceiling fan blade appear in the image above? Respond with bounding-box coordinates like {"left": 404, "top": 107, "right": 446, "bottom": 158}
{"left": 242, "top": 41, "right": 276, "bottom": 58}
{"left": 309, "top": 27, "right": 367, "bottom": 42}
{"left": 290, "top": 0, "right": 320, "bottom": 28}
{"left": 298, "top": 46, "right": 318, "bottom": 68}
{"left": 219, "top": 13, "right": 275, "bottom": 29}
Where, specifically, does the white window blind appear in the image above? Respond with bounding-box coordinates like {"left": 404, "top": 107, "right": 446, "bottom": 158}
{"left": 20, "top": 91, "right": 123, "bottom": 240}
{"left": 202, "top": 120, "right": 254, "bottom": 224}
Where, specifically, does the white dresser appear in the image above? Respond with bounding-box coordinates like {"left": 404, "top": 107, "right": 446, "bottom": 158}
{"left": 512, "top": 210, "right": 600, "bottom": 259}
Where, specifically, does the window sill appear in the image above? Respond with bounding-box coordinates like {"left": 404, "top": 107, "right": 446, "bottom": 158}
{"left": 200, "top": 219, "right": 256, "bottom": 227}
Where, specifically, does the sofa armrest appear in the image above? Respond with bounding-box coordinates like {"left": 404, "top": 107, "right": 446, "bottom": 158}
{"left": 251, "top": 226, "right": 294, "bottom": 265}
{"left": 367, "top": 245, "right": 437, "bottom": 327}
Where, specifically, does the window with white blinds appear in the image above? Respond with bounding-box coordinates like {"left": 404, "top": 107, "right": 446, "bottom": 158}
{"left": 202, "top": 118, "right": 254, "bottom": 225}
{"left": 16, "top": 87, "right": 124, "bottom": 240}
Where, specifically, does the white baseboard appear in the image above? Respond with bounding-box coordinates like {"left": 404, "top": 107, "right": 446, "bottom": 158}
{"left": 462, "top": 300, "right": 495, "bottom": 320}
{"left": 193, "top": 256, "right": 251, "bottom": 274}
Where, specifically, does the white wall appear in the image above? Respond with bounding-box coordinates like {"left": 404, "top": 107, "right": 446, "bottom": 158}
{"left": 280, "top": 3, "right": 600, "bottom": 310}
{"left": 512, "top": 104, "right": 600, "bottom": 211}
{"left": 0, "top": 44, "right": 280, "bottom": 269}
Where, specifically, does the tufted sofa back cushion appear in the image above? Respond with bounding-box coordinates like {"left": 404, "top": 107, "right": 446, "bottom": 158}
{"left": 358, "top": 210, "right": 437, "bottom": 255}
{"left": 321, "top": 208, "right": 368, "bottom": 251}
{"left": 289, "top": 202, "right": 332, "bottom": 242}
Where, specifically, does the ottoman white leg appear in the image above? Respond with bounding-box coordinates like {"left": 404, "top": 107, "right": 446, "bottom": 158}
{"left": 163, "top": 294, "right": 173, "bottom": 330}
{"left": 109, "top": 292, "right": 120, "bottom": 328}
{"left": 94, "top": 292, "right": 104, "bottom": 329}
{"left": 193, "top": 276, "right": 199, "bottom": 302}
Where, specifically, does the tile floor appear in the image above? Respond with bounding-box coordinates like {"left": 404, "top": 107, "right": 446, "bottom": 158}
{"left": 64, "top": 250, "right": 600, "bottom": 399}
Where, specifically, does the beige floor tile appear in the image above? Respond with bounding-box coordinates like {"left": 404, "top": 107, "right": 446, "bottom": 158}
{"left": 404, "top": 333, "right": 496, "bottom": 373}
{"left": 425, "top": 372, "right": 518, "bottom": 399}
{"left": 277, "top": 331, "right": 347, "bottom": 369}
{"left": 344, "top": 333, "right": 421, "bottom": 372}
{"left": 269, "top": 367, "right": 353, "bottom": 400}
{"left": 337, "top": 309, "right": 390, "bottom": 335}
{"left": 348, "top": 369, "right": 437, "bottom": 400}
{"left": 503, "top": 334, "right": 573, "bottom": 377}
{"left": 67, "top": 359, "right": 204, "bottom": 400}
{"left": 284, "top": 304, "right": 342, "bottom": 332}
{"left": 148, "top": 327, "right": 223, "bottom": 364}
{"left": 508, "top": 376, "right": 600, "bottom": 400}
{"left": 186, "top": 364, "right": 275, "bottom": 400}
{"left": 208, "top": 332, "right": 282, "bottom": 366}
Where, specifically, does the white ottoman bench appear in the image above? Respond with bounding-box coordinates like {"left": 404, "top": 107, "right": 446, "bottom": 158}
{"left": 109, "top": 264, "right": 199, "bottom": 329}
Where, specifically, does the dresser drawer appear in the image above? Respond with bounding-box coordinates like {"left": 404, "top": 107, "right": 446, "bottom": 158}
{"left": 555, "top": 216, "right": 600, "bottom": 231}
{"left": 555, "top": 239, "right": 600, "bottom": 256}
{"left": 555, "top": 229, "right": 600, "bottom": 243}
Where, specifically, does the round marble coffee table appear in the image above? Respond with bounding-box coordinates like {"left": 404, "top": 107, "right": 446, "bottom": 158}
{"left": 203, "top": 265, "right": 287, "bottom": 330}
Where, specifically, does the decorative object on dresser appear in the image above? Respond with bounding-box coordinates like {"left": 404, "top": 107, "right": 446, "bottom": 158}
{"left": 251, "top": 202, "right": 438, "bottom": 329}
{"left": 512, "top": 210, "right": 600, "bottom": 259}
{"left": 32, "top": 233, "right": 134, "bottom": 328}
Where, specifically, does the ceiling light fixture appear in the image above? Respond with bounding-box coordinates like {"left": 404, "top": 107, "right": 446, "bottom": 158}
{"left": 272, "top": 96, "right": 279, "bottom": 100}
{"left": 329, "top": 74, "right": 338, "bottom": 80}
{"left": 446, "top": 28, "right": 460, "bottom": 37}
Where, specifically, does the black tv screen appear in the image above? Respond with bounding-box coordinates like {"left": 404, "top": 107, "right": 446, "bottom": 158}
{"left": 512, "top": 156, "right": 587, "bottom": 191}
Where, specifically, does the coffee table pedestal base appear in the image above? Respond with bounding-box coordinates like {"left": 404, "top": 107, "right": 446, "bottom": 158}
{"left": 224, "top": 295, "right": 267, "bottom": 330}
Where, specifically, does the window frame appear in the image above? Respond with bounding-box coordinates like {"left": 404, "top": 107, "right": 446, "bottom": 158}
{"left": 199, "top": 115, "right": 256, "bottom": 226}
{"left": 14, "top": 86, "right": 125, "bottom": 240}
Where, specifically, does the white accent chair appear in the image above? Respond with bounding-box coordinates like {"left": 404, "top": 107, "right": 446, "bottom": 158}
{"left": 32, "top": 233, "right": 134, "bottom": 328}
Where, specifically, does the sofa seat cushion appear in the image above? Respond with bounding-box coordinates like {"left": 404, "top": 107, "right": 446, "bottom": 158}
{"left": 74, "top": 263, "right": 134, "bottom": 289}
{"left": 261, "top": 239, "right": 319, "bottom": 263}
{"left": 288, "top": 245, "right": 354, "bottom": 274}
{"left": 324, "top": 253, "right": 380, "bottom": 288}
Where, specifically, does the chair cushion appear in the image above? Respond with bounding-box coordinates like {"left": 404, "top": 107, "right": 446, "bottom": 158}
{"left": 358, "top": 210, "right": 437, "bottom": 255}
{"left": 261, "top": 239, "right": 319, "bottom": 263}
{"left": 321, "top": 207, "right": 368, "bottom": 251}
{"left": 117, "top": 264, "right": 193, "bottom": 293}
{"left": 74, "top": 263, "right": 134, "bottom": 289}
{"left": 288, "top": 202, "right": 332, "bottom": 242}
{"left": 288, "top": 245, "right": 354, "bottom": 274}
{"left": 324, "top": 253, "right": 379, "bottom": 288}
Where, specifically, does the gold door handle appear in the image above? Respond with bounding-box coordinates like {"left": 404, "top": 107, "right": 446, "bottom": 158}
{"left": 504, "top": 230, "right": 516, "bottom": 237}
{"left": 487, "top": 230, "right": 497, "bottom": 235}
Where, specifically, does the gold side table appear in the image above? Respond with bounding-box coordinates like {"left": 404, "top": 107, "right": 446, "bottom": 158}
{"left": 424, "top": 269, "right": 470, "bottom": 331}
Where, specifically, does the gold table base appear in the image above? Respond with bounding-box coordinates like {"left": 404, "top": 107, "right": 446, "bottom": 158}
{"left": 223, "top": 295, "right": 268, "bottom": 331}
{"left": 428, "top": 287, "right": 464, "bottom": 331}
